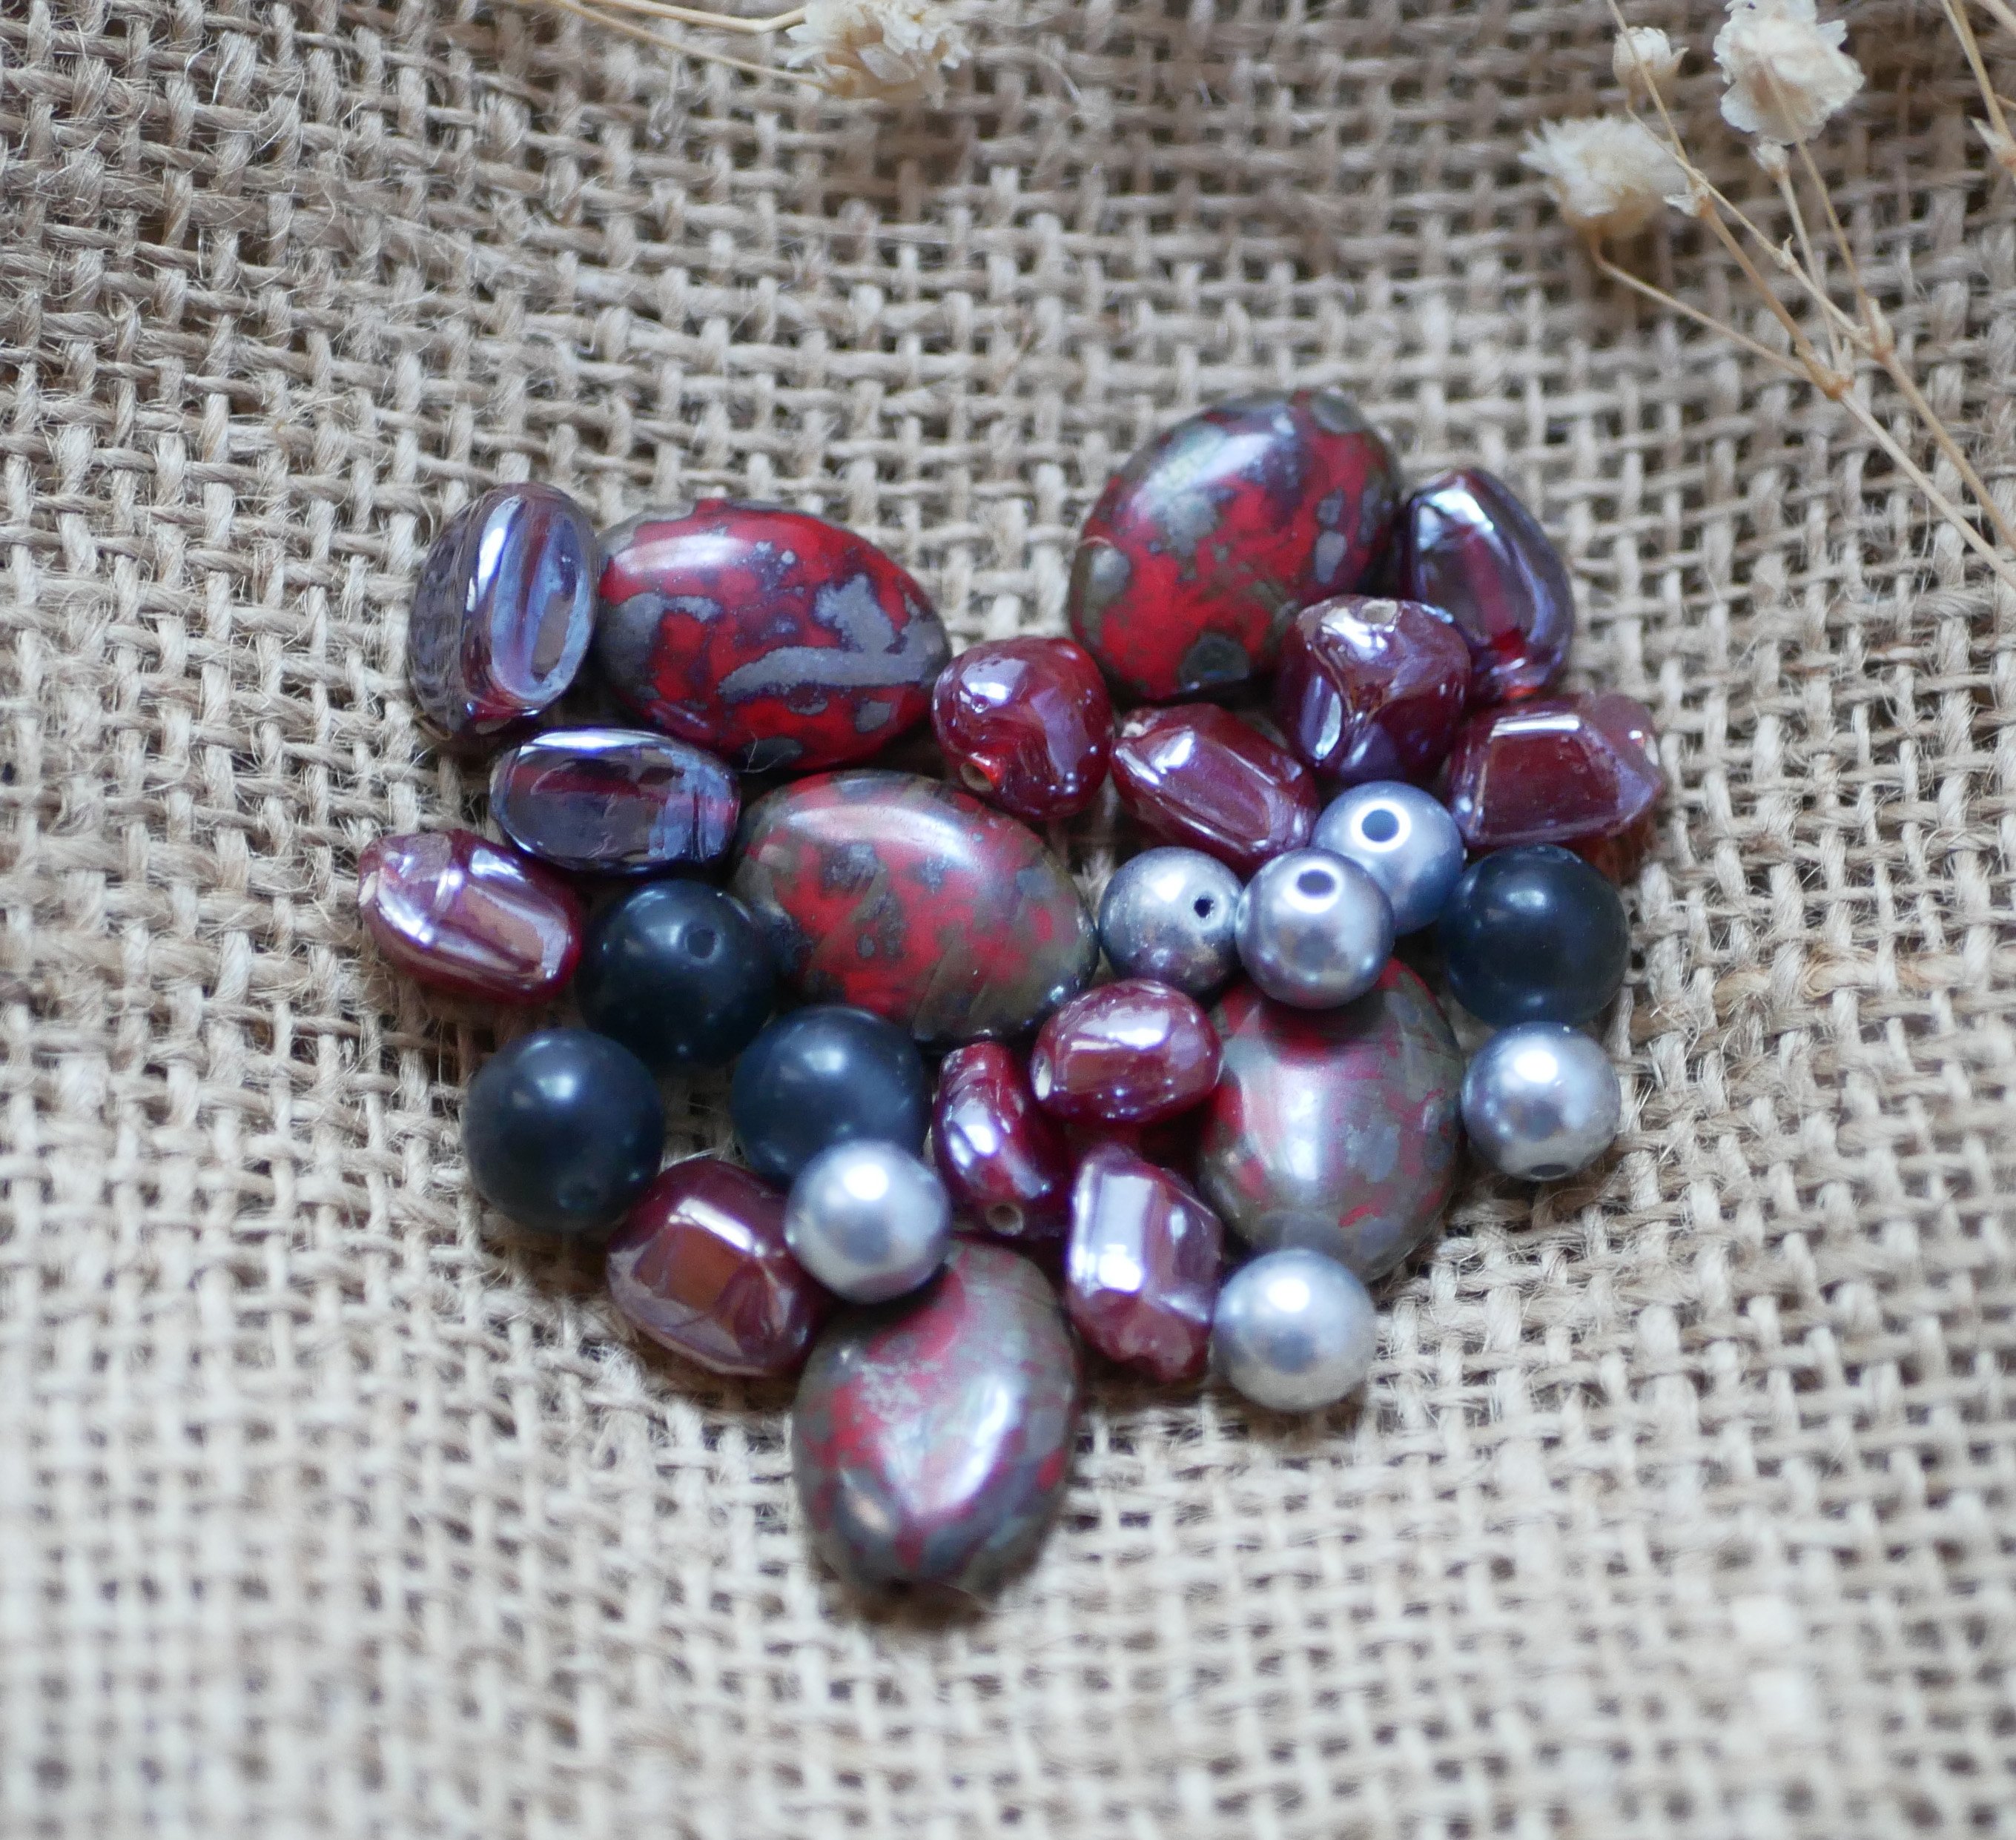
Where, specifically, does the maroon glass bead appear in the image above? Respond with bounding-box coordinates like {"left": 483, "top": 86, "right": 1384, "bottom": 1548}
{"left": 930, "top": 638, "right": 1113, "bottom": 823}
{"left": 409, "top": 483, "right": 598, "bottom": 744}
{"left": 1065, "top": 1143, "right": 1224, "bottom": 1384}
{"left": 1444, "top": 692, "right": 1664, "bottom": 852}
{"left": 1109, "top": 705, "right": 1320, "bottom": 876}
{"left": 1395, "top": 469, "right": 1573, "bottom": 704}
{"left": 1029, "top": 979, "right": 1222, "bottom": 1125}
{"left": 1064, "top": 1110, "right": 1203, "bottom": 1181}
{"left": 932, "top": 1042, "right": 1075, "bottom": 1242}
{"left": 606, "top": 1156, "right": 830, "bottom": 1378}
{"left": 356, "top": 829, "right": 582, "bottom": 1005}
{"left": 488, "top": 727, "right": 739, "bottom": 875}
{"left": 1273, "top": 596, "right": 1473, "bottom": 786}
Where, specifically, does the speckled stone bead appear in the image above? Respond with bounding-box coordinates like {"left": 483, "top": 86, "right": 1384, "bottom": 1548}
{"left": 1444, "top": 692, "right": 1664, "bottom": 853}
{"left": 1030, "top": 979, "right": 1223, "bottom": 1125}
{"left": 931, "top": 638, "right": 1113, "bottom": 823}
{"left": 488, "top": 727, "right": 738, "bottom": 874}
{"left": 1109, "top": 705, "right": 1320, "bottom": 878}
{"left": 932, "top": 1042, "right": 1075, "bottom": 1243}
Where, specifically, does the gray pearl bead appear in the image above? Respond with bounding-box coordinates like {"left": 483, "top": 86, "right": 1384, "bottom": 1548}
{"left": 784, "top": 1140, "right": 952, "bottom": 1303}
{"left": 1097, "top": 847, "right": 1243, "bottom": 996}
{"left": 1235, "top": 849, "right": 1395, "bottom": 1009}
{"left": 1461, "top": 1024, "right": 1622, "bottom": 1181}
{"left": 1312, "top": 781, "right": 1466, "bottom": 936}
{"left": 1212, "top": 1248, "right": 1378, "bottom": 1413}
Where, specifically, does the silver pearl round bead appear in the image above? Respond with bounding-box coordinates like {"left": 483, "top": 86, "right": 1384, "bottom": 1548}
{"left": 1311, "top": 780, "right": 1466, "bottom": 936}
{"left": 1212, "top": 1248, "right": 1378, "bottom": 1413}
{"left": 1097, "top": 847, "right": 1243, "bottom": 997}
{"left": 1460, "top": 1024, "right": 1622, "bottom": 1181}
{"left": 1235, "top": 848, "right": 1394, "bottom": 1009}
{"left": 783, "top": 1139, "right": 952, "bottom": 1303}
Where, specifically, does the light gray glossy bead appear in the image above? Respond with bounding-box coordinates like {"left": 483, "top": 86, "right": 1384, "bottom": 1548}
{"left": 1235, "top": 849, "right": 1395, "bottom": 1009}
{"left": 1097, "top": 847, "right": 1243, "bottom": 997}
{"left": 1461, "top": 1024, "right": 1622, "bottom": 1181}
{"left": 784, "top": 1140, "right": 952, "bottom": 1303}
{"left": 1312, "top": 781, "right": 1466, "bottom": 936}
{"left": 1212, "top": 1248, "right": 1378, "bottom": 1413}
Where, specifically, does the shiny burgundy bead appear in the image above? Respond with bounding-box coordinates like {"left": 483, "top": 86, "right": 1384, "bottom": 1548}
{"left": 606, "top": 1156, "right": 829, "bottom": 1378}
{"left": 932, "top": 1043, "right": 1074, "bottom": 1242}
{"left": 1064, "top": 1111, "right": 1203, "bottom": 1181}
{"left": 1273, "top": 596, "right": 1473, "bottom": 786}
{"left": 1395, "top": 469, "right": 1574, "bottom": 704}
{"left": 1065, "top": 1144, "right": 1224, "bottom": 1384}
{"left": 593, "top": 502, "right": 951, "bottom": 773}
{"left": 356, "top": 829, "right": 582, "bottom": 1005}
{"left": 1109, "top": 705, "right": 1319, "bottom": 876}
{"left": 1029, "top": 979, "right": 1222, "bottom": 1124}
{"left": 930, "top": 638, "right": 1112, "bottom": 823}
{"left": 488, "top": 727, "right": 738, "bottom": 874}
{"left": 1444, "top": 692, "right": 1664, "bottom": 852}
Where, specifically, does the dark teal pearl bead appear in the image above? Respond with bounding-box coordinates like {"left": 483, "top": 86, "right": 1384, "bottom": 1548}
{"left": 1438, "top": 845, "right": 1628, "bottom": 1027}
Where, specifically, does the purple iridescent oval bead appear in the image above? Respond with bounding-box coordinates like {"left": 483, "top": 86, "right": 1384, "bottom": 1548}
{"left": 792, "top": 1240, "right": 1080, "bottom": 1598}
{"left": 488, "top": 727, "right": 739, "bottom": 874}
{"left": 409, "top": 483, "right": 598, "bottom": 744}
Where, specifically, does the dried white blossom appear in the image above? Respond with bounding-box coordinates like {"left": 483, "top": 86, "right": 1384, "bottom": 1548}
{"left": 783, "top": 0, "right": 968, "bottom": 101}
{"left": 1521, "top": 116, "right": 1687, "bottom": 240}
{"left": 1612, "top": 27, "right": 1684, "bottom": 104}
{"left": 1713, "top": 0, "right": 1863, "bottom": 145}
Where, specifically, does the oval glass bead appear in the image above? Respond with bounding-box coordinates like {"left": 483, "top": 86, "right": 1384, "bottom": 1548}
{"left": 1443, "top": 692, "right": 1663, "bottom": 852}
{"left": 488, "top": 727, "right": 738, "bottom": 874}
{"left": 931, "top": 638, "right": 1112, "bottom": 823}
{"left": 1109, "top": 705, "right": 1320, "bottom": 878}
{"left": 932, "top": 1042, "right": 1075, "bottom": 1243}
{"left": 1029, "top": 979, "right": 1222, "bottom": 1124}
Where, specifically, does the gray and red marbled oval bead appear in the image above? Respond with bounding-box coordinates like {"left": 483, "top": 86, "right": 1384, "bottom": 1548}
{"left": 932, "top": 1042, "right": 1075, "bottom": 1242}
{"left": 1110, "top": 704, "right": 1320, "bottom": 877}
{"left": 488, "top": 727, "right": 738, "bottom": 874}
{"left": 1444, "top": 692, "right": 1663, "bottom": 852}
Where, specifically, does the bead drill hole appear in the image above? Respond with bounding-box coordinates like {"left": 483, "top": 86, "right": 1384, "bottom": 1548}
{"left": 1296, "top": 869, "right": 1333, "bottom": 897}
{"left": 1360, "top": 807, "right": 1401, "bottom": 844}
{"left": 1530, "top": 1163, "right": 1569, "bottom": 1180}
{"left": 688, "top": 927, "right": 717, "bottom": 957}
{"left": 1193, "top": 896, "right": 1214, "bottom": 918}
{"left": 960, "top": 763, "right": 994, "bottom": 793}
{"left": 986, "top": 1203, "right": 1023, "bottom": 1233}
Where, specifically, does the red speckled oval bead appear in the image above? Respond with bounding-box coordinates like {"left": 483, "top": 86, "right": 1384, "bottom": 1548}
{"left": 356, "top": 829, "right": 582, "bottom": 1005}
{"left": 593, "top": 502, "right": 951, "bottom": 772}
{"left": 1273, "top": 596, "right": 1473, "bottom": 786}
{"left": 1030, "top": 979, "right": 1222, "bottom": 1125}
{"left": 1068, "top": 389, "right": 1401, "bottom": 701}
{"left": 1109, "top": 704, "right": 1319, "bottom": 876}
{"left": 1065, "top": 1144, "right": 1224, "bottom": 1384}
{"left": 606, "top": 1156, "right": 830, "bottom": 1378}
{"left": 1395, "top": 469, "right": 1573, "bottom": 704}
{"left": 792, "top": 1240, "right": 1080, "bottom": 1598}
{"left": 930, "top": 638, "right": 1112, "bottom": 823}
{"left": 933, "top": 1043, "right": 1074, "bottom": 1243}
{"left": 488, "top": 727, "right": 738, "bottom": 874}
{"left": 1444, "top": 692, "right": 1663, "bottom": 852}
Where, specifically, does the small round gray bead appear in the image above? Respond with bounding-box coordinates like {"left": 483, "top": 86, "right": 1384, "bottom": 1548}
{"left": 1461, "top": 1024, "right": 1622, "bottom": 1181}
{"left": 1311, "top": 781, "right": 1466, "bottom": 936}
{"left": 1212, "top": 1248, "right": 1378, "bottom": 1413}
{"left": 1097, "top": 847, "right": 1243, "bottom": 997}
{"left": 1235, "top": 848, "right": 1395, "bottom": 1009}
{"left": 783, "top": 1140, "right": 952, "bottom": 1303}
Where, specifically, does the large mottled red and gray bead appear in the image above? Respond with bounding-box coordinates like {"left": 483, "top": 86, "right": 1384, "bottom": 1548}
{"left": 729, "top": 770, "right": 1098, "bottom": 1045}
{"left": 1197, "top": 967, "right": 1463, "bottom": 1282}
{"left": 792, "top": 1240, "right": 1081, "bottom": 1598}
{"left": 488, "top": 727, "right": 738, "bottom": 874}
{"left": 1067, "top": 389, "right": 1401, "bottom": 701}
{"left": 593, "top": 502, "right": 951, "bottom": 773}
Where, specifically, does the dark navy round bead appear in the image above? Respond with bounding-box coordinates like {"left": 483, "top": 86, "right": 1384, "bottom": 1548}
{"left": 730, "top": 1005, "right": 930, "bottom": 1187}
{"left": 463, "top": 1028, "right": 665, "bottom": 1237}
{"left": 1437, "top": 845, "right": 1629, "bottom": 1027}
{"left": 576, "top": 881, "right": 776, "bottom": 1074}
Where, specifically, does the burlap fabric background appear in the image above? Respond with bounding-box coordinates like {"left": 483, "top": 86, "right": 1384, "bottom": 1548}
{"left": 4, "top": 0, "right": 2014, "bottom": 1831}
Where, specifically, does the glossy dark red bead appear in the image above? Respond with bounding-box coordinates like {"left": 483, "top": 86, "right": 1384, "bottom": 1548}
{"left": 1273, "top": 596, "right": 1473, "bottom": 786}
{"left": 1109, "top": 705, "right": 1319, "bottom": 876}
{"left": 1029, "top": 979, "right": 1222, "bottom": 1125}
{"left": 1395, "top": 469, "right": 1573, "bottom": 704}
{"left": 930, "top": 638, "right": 1112, "bottom": 823}
{"left": 1444, "top": 692, "right": 1664, "bottom": 852}
{"left": 932, "top": 1043, "right": 1075, "bottom": 1243}
{"left": 356, "top": 829, "right": 582, "bottom": 1005}
{"left": 593, "top": 502, "right": 951, "bottom": 772}
{"left": 1065, "top": 1144, "right": 1224, "bottom": 1384}
{"left": 488, "top": 727, "right": 738, "bottom": 874}
{"left": 1068, "top": 389, "right": 1402, "bottom": 701}
{"left": 1063, "top": 1111, "right": 1203, "bottom": 1181}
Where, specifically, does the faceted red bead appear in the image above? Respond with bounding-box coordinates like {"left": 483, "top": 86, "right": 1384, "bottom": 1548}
{"left": 606, "top": 1156, "right": 830, "bottom": 1378}
{"left": 1064, "top": 1111, "right": 1203, "bottom": 1182}
{"left": 930, "top": 638, "right": 1113, "bottom": 823}
{"left": 1444, "top": 692, "right": 1664, "bottom": 852}
{"left": 1109, "top": 705, "right": 1319, "bottom": 876}
{"left": 932, "top": 1042, "right": 1075, "bottom": 1242}
{"left": 1572, "top": 810, "right": 1659, "bottom": 883}
{"left": 1064, "top": 1144, "right": 1224, "bottom": 1384}
{"left": 1273, "top": 595, "right": 1473, "bottom": 786}
{"left": 356, "top": 829, "right": 583, "bottom": 1005}
{"left": 1029, "top": 979, "right": 1222, "bottom": 1124}
{"left": 488, "top": 727, "right": 739, "bottom": 874}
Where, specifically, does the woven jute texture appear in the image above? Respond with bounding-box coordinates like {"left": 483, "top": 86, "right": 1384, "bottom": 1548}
{"left": 4, "top": 0, "right": 2015, "bottom": 1832}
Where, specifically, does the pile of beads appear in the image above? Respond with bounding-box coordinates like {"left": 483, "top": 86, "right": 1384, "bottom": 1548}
{"left": 357, "top": 389, "right": 1662, "bottom": 1598}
